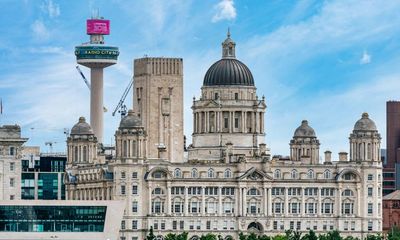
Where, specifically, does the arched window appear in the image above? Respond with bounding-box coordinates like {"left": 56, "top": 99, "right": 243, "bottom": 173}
{"left": 274, "top": 169, "right": 281, "bottom": 179}
{"left": 207, "top": 168, "right": 215, "bottom": 178}
{"left": 224, "top": 169, "right": 232, "bottom": 178}
{"left": 291, "top": 169, "right": 298, "bottom": 179}
{"left": 342, "top": 189, "right": 354, "bottom": 196}
{"left": 174, "top": 168, "right": 182, "bottom": 178}
{"left": 191, "top": 168, "right": 198, "bottom": 178}
{"left": 82, "top": 146, "right": 87, "bottom": 162}
{"left": 247, "top": 188, "right": 260, "bottom": 196}
{"left": 324, "top": 170, "right": 331, "bottom": 179}
{"left": 152, "top": 171, "right": 166, "bottom": 179}
{"left": 152, "top": 188, "right": 164, "bottom": 195}
{"left": 123, "top": 140, "right": 128, "bottom": 157}
{"left": 343, "top": 173, "right": 356, "bottom": 181}
{"left": 307, "top": 169, "right": 314, "bottom": 179}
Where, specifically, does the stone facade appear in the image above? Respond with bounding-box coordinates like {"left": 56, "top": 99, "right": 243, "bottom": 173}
{"left": 65, "top": 32, "right": 383, "bottom": 240}
{"left": 0, "top": 125, "right": 28, "bottom": 200}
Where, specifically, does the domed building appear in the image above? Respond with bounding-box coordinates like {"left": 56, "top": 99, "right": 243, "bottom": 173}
{"left": 65, "top": 31, "right": 383, "bottom": 240}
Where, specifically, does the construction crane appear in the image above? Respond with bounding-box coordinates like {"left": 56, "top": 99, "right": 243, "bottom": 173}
{"left": 45, "top": 141, "right": 57, "bottom": 153}
{"left": 112, "top": 76, "right": 134, "bottom": 118}
{"left": 76, "top": 66, "right": 108, "bottom": 112}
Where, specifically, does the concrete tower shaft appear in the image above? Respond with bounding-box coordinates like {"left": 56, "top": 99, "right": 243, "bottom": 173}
{"left": 75, "top": 18, "right": 119, "bottom": 143}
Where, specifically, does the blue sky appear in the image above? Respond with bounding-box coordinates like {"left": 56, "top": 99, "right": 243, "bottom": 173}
{"left": 0, "top": 0, "right": 399, "bottom": 159}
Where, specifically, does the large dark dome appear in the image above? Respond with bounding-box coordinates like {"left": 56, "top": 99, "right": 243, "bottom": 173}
{"left": 203, "top": 58, "right": 254, "bottom": 86}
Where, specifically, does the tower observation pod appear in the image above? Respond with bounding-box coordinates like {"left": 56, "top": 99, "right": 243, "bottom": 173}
{"left": 75, "top": 16, "right": 119, "bottom": 143}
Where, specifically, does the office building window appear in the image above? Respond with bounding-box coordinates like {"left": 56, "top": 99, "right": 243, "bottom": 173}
{"left": 368, "top": 187, "right": 373, "bottom": 197}
{"left": 368, "top": 174, "right": 373, "bottom": 181}
{"left": 172, "top": 221, "right": 177, "bottom": 230}
{"left": 132, "top": 185, "right": 138, "bottom": 195}
{"left": 132, "top": 201, "right": 138, "bottom": 213}
{"left": 180, "top": 221, "right": 184, "bottom": 230}
{"left": 10, "top": 178, "right": 15, "bottom": 187}
{"left": 132, "top": 172, "right": 138, "bottom": 179}
{"left": 9, "top": 162, "right": 15, "bottom": 171}
{"left": 368, "top": 203, "right": 373, "bottom": 214}
{"left": 368, "top": 221, "right": 373, "bottom": 231}
{"left": 153, "top": 221, "right": 158, "bottom": 230}
{"left": 206, "top": 220, "right": 211, "bottom": 230}
{"left": 132, "top": 220, "right": 138, "bottom": 230}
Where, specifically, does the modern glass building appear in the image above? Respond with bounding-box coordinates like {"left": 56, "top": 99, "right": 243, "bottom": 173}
{"left": 21, "top": 153, "right": 66, "bottom": 200}
{"left": 0, "top": 205, "right": 106, "bottom": 232}
{"left": 0, "top": 200, "right": 124, "bottom": 240}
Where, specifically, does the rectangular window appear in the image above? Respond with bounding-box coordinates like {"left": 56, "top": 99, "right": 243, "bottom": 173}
{"left": 344, "top": 221, "right": 348, "bottom": 231}
{"left": 189, "top": 221, "right": 194, "bottom": 230}
{"left": 206, "top": 220, "right": 211, "bottom": 230}
{"left": 121, "top": 220, "right": 126, "bottom": 230}
{"left": 132, "top": 172, "right": 138, "bottom": 179}
{"left": 224, "top": 118, "right": 229, "bottom": 129}
{"left": 180, "top": 221, "right": 184, "bottom": 230}
{"left": 321, "top": 203, "right": 334, "bottom": 214}
{"left": 368, "top": 174, "right": 373, "bottom": 181}
{"left": 273, "top": 221, "right": 278, "bottom": 230}
{"left": 290, "top": 221, "right": 294, "bottom": 230}
{"left": 172, "top": 221, "right": 177, "bottom": 230}
{"left": 368, "top": 187, "right": 373, "bottom": 197}
{"left": 368, "top": 203, "right": 373, "bottom": 214}
{"left": 271, "top": 187, "right": 285, "bottom": 196}
{"left": 132, "top": 220, "right": 138, "bottom": 230}
{"left": 234, "top": 118, "right": 239, "bottom": 128}
{"left": 297, "top": 221, "right": 301, "bottom": 230}
{"left": 351, "top": 221, "right": 355, "bottom": 231}
{"left": 132, "top": 201, "right": 138, "bottom": 213}
{"left": 121, "top": 171, "right": 126, "bottom": 179}
{"left": 132, "top": 186, "right": 138, "bottom": 195}
{"left": 305, "top": 203, "right": 316, "bottom": 214}
{"left": 154, "top": 221, "right": 158, "bottom": 230}
{"left": 161, "top": 221, "right": 165, "bottom": 230}
{"left": 368, "top": 221, "right": 373, "bottom": 231}
{"left": 289, "top": 203, "right": 300, "bottom": 214}
{"left": 121, "top": 186, "right": 126, "bottom": 195}
{"left": 342, "top": 203, "right": 354, "bottom": 214}
{"left": 273, "top": 202, "right": 284, "bottom": 214}
{"left": 10, "top": 195, "right": 15, "bottom": 200}
{"left": 9, "top": 147, "right": 15, "bottom": 156}
{"left": 234, "top": 93, "right": 239, "bottom": 100}
{"left": 10, "top": 162, "right": 15, "bottom": 171}
{"left": 10, "top": 178, "right": 15, "bottom": 187}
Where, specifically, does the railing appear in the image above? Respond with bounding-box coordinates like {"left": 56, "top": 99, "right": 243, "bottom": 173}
{"left": 40, "top": 152, "right": 67, "bottom": 157}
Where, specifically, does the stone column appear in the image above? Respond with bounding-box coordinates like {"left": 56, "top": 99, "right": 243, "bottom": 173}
{"left": 238, "top": 187, "right": 242, "bottom": 216}
{"left": 167, "top": 185, "right": 171, "bottom": 215}
{"left": 263, "top": 187, "right": 267, "bottom": 216}
{"left": 301, "top": 187, "right": 305, "bottom": 216}
{"left": 148, "top": 187, "right": 152, "bottom": 215}
{"left": 218, "top": 187, "right": 223, "bottom": 215}
{"left": 184, "top": 187, "right": 188, "bottom": 215}
{"left": 268, "top": 188, "right": 272, "bottom": 215}
{"left": 317, "top": 187, "right": 321, "bottom": 216}
{"left": 202, "top": 187, "right": 206, "bottom": 215}
{"left": 284, "top": 188, "right": 288, "bottom": 216}
{"left": 243, "top": 187, "right": 247, "bottom": 216}
{"left": 337, "top": 187, "right": 341, "bottom": 216}
{"left": 357, "top": 185, "right": 361, "bottom": 216}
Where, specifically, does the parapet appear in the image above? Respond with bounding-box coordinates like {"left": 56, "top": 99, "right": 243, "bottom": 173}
{"left": 134, "top": 57, "right": 183, "bottom": 76}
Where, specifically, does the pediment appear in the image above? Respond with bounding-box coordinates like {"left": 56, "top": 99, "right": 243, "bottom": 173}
{"left": 238, "top": 167, "right": 272, "bottom": 180}
{"left": 203, "top": 100, "right": 220, "bottom": 108}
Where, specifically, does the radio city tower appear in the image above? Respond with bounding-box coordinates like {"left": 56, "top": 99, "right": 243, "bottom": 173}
{"left": 75, "top": 15, "right": 119, "bottom": 143}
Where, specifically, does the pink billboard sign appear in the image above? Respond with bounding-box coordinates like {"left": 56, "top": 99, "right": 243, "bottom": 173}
{"left": 87, "top": 19, "right": 110, "bottom": 35}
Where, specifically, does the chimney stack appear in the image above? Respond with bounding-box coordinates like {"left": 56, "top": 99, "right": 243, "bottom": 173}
{"left": 339, "top": 152, "right": 348, "bottom": 162}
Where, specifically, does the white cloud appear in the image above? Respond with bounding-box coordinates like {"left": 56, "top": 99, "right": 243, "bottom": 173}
{"left": 31, "top": 20, "right": 50, "bottom": 40}
{"left": 212, "top": 0, "right": 236, "bottom": 22}
{"left": 360, "top": 50, "right": 371, "bottom": 65}
{"left": 41, "top": 0, "right": 60, "bottom": 18}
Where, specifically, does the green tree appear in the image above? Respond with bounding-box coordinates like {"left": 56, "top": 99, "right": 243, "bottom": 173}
{"left": 239, "top": 232, "right": 247, "bottom": 240}
{"left": 177, "top": 232, "right": 188, "bottom": 240}
{"left": 388, "top": 226, "right": 400, "bottom": 240}
{"left": 302, "top": 230, "right": 318, "bottom": 240}
{"left": 273, "top": 235, "right": 288, "bottom": 240}
{"left": 200, "top": 233, "right": 218, "bottom": 240}
{"left": 319, "top": 230, "right": 342, "bottom": 240}
{"left": 258, "top": 235, "right": 271, "bottom": 240}
{"left": 365, "top": 234, "right": 382, "bottom": 240}
{"left": 343, "top": 236, "right": 359, "bottom": 240}
{"left": 146, "top": 227, "right": 156, "bottom": 240}
{"left": 165, "top": 233, "right": 177, "bottom": 240}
